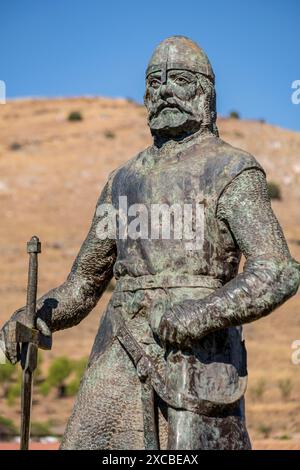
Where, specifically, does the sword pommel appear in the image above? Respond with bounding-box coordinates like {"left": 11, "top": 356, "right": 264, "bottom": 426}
{"left": 27, "top": 236, "right": 41, "bottom": 254}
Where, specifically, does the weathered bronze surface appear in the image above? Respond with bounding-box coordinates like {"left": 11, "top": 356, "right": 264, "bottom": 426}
{"left": 1, "top": 36, "right": 300, "bottom": 449}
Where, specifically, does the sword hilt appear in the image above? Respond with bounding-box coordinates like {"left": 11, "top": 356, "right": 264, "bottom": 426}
{"left": 26, "top": 236, "right": 41, "bottom": 329}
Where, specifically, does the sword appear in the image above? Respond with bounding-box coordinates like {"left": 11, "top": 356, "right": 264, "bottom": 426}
{"left": 19, "top": 236, "right": 41, "bottom": 450}
{"left": 114, "top": 315, "right": 159, "bottom": 450}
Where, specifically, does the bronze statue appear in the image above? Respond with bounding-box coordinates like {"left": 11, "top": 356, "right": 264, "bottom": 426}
{"left": 1, "top": 36, "right": 300, "bottom": 450}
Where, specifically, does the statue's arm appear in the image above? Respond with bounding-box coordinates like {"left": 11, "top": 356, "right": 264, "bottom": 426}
{"left": 158, "top": 168, "right": 300, "bottom": 346}
{"left": 1, "top": 175, "right": 117, "bottom": 362}
{"left": 31, "top": 177, "right": 116, "bottom": 332}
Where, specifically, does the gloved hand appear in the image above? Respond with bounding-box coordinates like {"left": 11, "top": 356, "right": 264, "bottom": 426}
{"left": 0, "top": 307, "right": 52, "bottom": 364}
{"left": 157, "top": 301, "right": 194, "bottom": 348}
{"left": 157, "top": 299, "right": 209, "bottom": 348}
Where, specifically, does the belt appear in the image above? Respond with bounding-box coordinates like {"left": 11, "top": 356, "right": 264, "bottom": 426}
{"left": 115, "top": 273, "right": 222, "bottom": 292}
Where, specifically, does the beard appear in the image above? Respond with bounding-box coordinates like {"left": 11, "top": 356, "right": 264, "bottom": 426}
{"left": 147, "top": 96, "right": 203, "bottom": 139}
{"left": 150, "top": 108, "right": 191, "bottom": 130}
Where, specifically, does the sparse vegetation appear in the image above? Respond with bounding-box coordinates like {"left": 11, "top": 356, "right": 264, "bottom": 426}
{"left": 0, "top": 415, "right": 54, "bottom": 439}
{"left": 67, "top": 111, "right": 83, "bottom": 122}
{"left": 39, "top": 380, "right": 52, "bottom": 397}
{"left": 0, "top": 355, "right": 43, "bottom": 405}
{"left": 0, "top": 361, "right": 15, "bottom": 383}
{"left": 234, "top": 130, "right": 244, "bottom": 138}
{"left": 279, "top": 434, "right": 291, "bottom": 440}
{"left": 65, "top": 378, "right": 81, "bottom": 397}
{"left": 278, "top": 378, "right": 293, "bottom": 400}
{"left": 126, "top": 97, "right": 137, "bottom": 104}
{"left": 0, "top": 362, "right": 17, "bottom": 398}
{"left": 0, "top": 352, "right": 87, "bottom": 405}
{"left": 0, "top": 415, "right": 17, "bottom": 437}
{"left": 65, "top": 357, "right": 87, "bottom": 397}
{"left": 6, "top": 379, "right": 22, "bottom": 406}
{"left": 267, "top": 181, "right": 281, "bottom": 200}
{"left": 250, "top": 378, "right": 266, "bottom": 401}
{"left": 38, "top": 356, "right": 87, "bottom": 398}
{"left": 9, "top": 141, "right": 22, "bottom": 151}
{"left": 229, "top": 110, "right": 240, "bottom": 119}
{"left": 104, "top": 130, "right": 115, "bottom": 139}
{"left": 40, "top": 356, "right": 73, "bottom": 397}
{"left": 31, "top": 420, "right": 53, "bottom": 437}
{"left": 258, "top": 423, "right": 272, "bottom": 439}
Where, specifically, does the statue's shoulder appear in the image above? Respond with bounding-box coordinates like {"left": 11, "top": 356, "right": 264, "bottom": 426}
{"left": 108, "top": 146, "right": 152, "bottom": 181}
{"left": 212, "top": 136, "right": 265, "bottom": 177}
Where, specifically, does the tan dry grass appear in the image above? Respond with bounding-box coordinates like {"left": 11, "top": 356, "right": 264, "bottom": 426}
{"left": 0, "top": 98, "right": 300, "bottom": 444}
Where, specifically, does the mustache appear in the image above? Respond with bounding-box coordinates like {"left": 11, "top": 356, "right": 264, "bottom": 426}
{"left": 149, "top": 99, "right": 194, "bottom": 119}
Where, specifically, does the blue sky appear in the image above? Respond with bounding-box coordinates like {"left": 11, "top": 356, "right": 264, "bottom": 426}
{"left": 1, "top": 0, "right": 299, "bottom": 130}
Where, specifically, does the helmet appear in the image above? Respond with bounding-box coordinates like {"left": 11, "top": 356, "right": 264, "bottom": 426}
{"left": 146, "top": 35, "right": 215, "bottom": 84}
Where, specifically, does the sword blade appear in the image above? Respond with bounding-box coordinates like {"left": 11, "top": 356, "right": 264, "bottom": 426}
{"left": 20, "top": 341, "right": 38, "bottom": 450}
{"left": 115, "top": 318, "right": 159, "bottom": 449}
{"left": 20, "top": 370, "right": 33, "bottom": 450}
{"left": 141, "top": 378, "right": 159, "bottom": 450}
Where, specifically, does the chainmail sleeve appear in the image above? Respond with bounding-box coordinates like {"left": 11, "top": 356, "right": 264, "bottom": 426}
{"left": 217, "top": 168, "right": 290, "bottom": 259}
{"left": 13, "top": 172, "right": 118, "bottom": 332}
{"left": 173, "top": 168, "right": 300, "bottom": 339}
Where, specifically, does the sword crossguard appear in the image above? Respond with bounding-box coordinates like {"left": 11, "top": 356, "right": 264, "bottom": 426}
{"left": 14, "top": 321, "right": 52, "bottom": 350}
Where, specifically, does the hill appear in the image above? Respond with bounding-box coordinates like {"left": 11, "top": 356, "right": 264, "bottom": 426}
{"left": 0, "top": 97, "right": 300, "bottom": 448}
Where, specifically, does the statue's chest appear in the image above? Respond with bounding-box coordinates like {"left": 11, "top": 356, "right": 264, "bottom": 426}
{"left": 113, "top": 158, "right": 209, "bottom": 208}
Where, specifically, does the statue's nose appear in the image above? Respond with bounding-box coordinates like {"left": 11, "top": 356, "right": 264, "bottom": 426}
{"left": 159, "top": 83, "right": 172, "bottom": 99}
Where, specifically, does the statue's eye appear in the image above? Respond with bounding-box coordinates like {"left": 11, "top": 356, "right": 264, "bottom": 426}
{"left": 174, "top": 76, "right": 189, "bottom": 85}
{"left": 149, "top": 78, "right": 161, "bottom": 89}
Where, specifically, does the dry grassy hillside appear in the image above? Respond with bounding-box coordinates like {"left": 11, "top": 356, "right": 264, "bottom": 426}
{"left": 0, "top": 97, "right": 300, "bottom": 448}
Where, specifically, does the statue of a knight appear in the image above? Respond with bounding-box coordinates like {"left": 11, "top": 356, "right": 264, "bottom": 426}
{"left": 1, "top": 36, "right": 300, "bottom": 450}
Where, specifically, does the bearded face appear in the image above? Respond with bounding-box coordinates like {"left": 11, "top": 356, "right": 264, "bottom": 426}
{"left": 144, "top": 69, "right": 207, "bottom": 140}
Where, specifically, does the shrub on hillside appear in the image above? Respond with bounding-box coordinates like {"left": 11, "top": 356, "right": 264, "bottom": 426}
{"left": 229, "top": 110, "right": 240, "bottom": 119}
{"left": 9, "top": 142, "right": 22, "bottom": 151}
{"left": 267, "top": 181, "right": 281, "bottom": 200}
{"left": 250, "top": 378, "right": 266, "bottom": 401}
{"left": 39, "top": 356, "right": 73, "bottom": 398}
{"left": 104, "top": 130, "right": 115, "bottom": 139}
{"left": 0, "top": 415, "right": 17, "bottom": 438}
{"left": 67, "top": 111, "right": 83, "bottom": 122}
{"left": 31, "top": 420, "right": 53, "bottom": 437}
{"left": 278, "top": 378, "right": 292, "bottom": 400}
{"left": 39, "top": 356, "right": 87, "bottom": 398}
